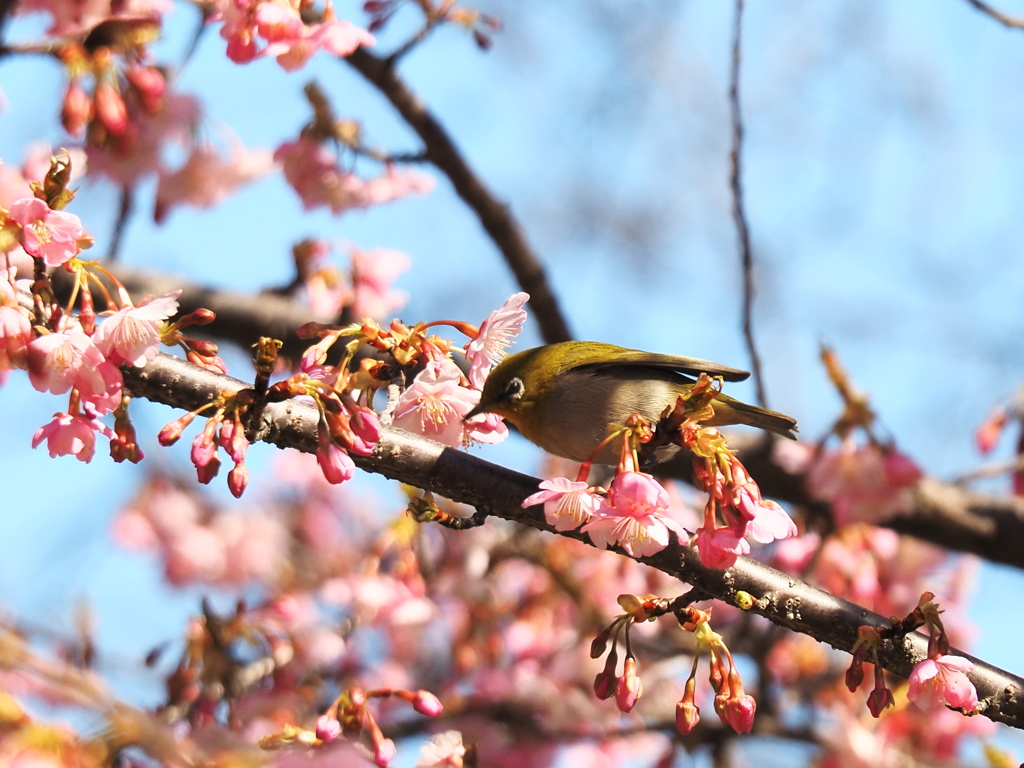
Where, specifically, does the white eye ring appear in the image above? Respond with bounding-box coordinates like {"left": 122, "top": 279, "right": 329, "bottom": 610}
{"left": 505, "top": 377, "right": 525, "bottom": 401}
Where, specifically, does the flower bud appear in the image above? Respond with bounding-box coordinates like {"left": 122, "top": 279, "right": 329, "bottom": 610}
{"left": 615, "top": 657, "right": 642, "bottom": 713}
{"left": 94, "top": 81, "right": 128, "bottom": 136}
{"left": 61, "top": 80, "right": 91, "bottom": 137}
{"left": 412, "top": 690, "right": 443, "bottom": 717}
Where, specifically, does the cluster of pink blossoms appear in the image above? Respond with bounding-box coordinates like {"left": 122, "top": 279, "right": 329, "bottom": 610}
{"left": 524, "top": 428, "right": 796, "bottom": 567}
{"left": 296, "top": 239, "right": 411, "bottom": 321}
{"left": 688, "top": 442, "right": 798, "bottom": 568}
{"left": 212, "top": 0, "right": 375, "bottom": 70}
{"left": 0, "top": 169, "right": 185, "bottom": 463}
{"left": 390, "top": 293, "right": 530, "bottom": 448}
{"left": 525, "top": 471, "right": 686, "bottom": 558}
{"left": 275, "top": 137, "right": 435, "bottom": 216}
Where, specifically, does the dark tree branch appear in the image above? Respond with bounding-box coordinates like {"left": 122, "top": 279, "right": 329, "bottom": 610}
{"left": 51, "top": 266, "right": 333, "bottom": 361}
{"left": 727, "top": 0, "right": 767, "bottom": 409}
{"left": 963, "top": 0, "right": 1024, "bottom": 30}
{"left": 120, "top": 352, "right": 1024, "bottom": 730}
{"left": 342, "top": 47, "right": 573, "bottom": 345}
{"left": 57, "top": 264, "right": 1024, "bottom": 571}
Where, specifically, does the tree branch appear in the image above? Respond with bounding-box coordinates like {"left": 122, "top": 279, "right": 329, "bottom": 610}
{"left": 120, "top": 352, "right": 1024, "bottom": 730}
{"left": 727, "top": 0, "right": 768, "bottom": 408}
{"left": 64, "top": 264, "right": 1024, "bottom": 571}
{"left": 962, "top": 0, "right": 1024, "bottom": 30}
{"left": 342, "top": 47, "right": 573, "bottom": 345}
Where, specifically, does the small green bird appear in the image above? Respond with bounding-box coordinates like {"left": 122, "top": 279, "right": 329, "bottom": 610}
{"left": 465, "top": 341, "right": 797, "bottom": 463}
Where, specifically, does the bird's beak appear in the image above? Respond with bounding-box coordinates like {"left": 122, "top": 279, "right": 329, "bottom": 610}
{"left": 463, "top": 401, "right": 490, "bottom": 421}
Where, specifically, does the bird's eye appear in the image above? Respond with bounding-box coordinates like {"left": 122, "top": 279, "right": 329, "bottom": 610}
{"left": 504, "top": 377, "right": 525, "bottom": 401}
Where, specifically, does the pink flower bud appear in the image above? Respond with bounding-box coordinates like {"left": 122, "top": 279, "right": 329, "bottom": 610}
{"left": 723, "top": 693, "right": 756, "bottom": 734}
{"left": 317, "top": 438, "right": 355, "bottom": 484}
{"left": 228, "top": 462, "right": 249, "bottom": 498}
{"left": 61, "top": 80, "right": 92, "bottom": 136}
{"left": 315, "top": 714, "right": 341, "bottom": 742}
{"left": 412, "top": 690, "right": 443, "bottom": 717}
{"left": 158, "top": 412, "right": 196, "bottom": 446}
{"left": 867, "top": 685, "right": 894, "bottom": 718}
{"left": 94, "top": 81, "right": 128, "bottom": 136}
{"left": 615, "top": 657, "right": 643, "bottom": 713}
{"left": 124, "top": 65, "right": 165, "bottom": 112}
{"left": 593, "top": 671, "right": 616, "bottom": 700}
{"left": 373, "top": 737, "right": 396, "bottom": 768}
{"left": 676, "top": 699, "right": 700, "bottom": 734}
{"left": 676, "top": 675, "right": 700, "bottom": 734}
{"left": 845, "top": 659, "right": 865, "bottom": 692}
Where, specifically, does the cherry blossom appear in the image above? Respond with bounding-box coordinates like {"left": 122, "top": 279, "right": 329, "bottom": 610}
{"left": 6, "top": 197, "right": 86, "bottom": 267}
{"left": 806, "top": 439, "right": 923, "bottom": 526}
{"left": 691, "top": 526, "right": 751, "bottom": 569}
{"left": 154, "top": 142, "right": 274, "bottom": 222}
{"left": 275, "top": 138, "right": 433, "bottom": 214}
{"left": 0, "top": 270, "right": 31, "bottom": 372}
{"left": 392, "top": 358, "right": 480, "bottom": 448}
{"left": 466, "top": 291, "right": 529, "bottom": 388}
{"left": 350, "top": 247, "right": 410, "bottom": 319}
{"left": 27, "top": 329, "right": 123, "bottom": 412}
{"left": 416, "top": 730, "right": 466, "bottom": 768}
{"left": 583, "top": 472, "right": 685, "bottom": 557}
{"left": 32, "top": 411, "right": 114, "bottom": 462}
{"left": 93, "top": 290, "right": 181, "bottom": 366}
{"left": 522, "top": 477, "right": 601, "bottom": 531}
{"left": 907, "top": 655, "right": 979, "bottom": 713}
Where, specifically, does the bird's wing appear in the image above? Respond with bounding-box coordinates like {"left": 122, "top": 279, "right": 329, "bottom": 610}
{"left": 574, "top": 349, "right": 750, "bottom": 382}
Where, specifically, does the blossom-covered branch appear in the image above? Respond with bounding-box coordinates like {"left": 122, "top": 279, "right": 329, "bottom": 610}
{"left": 120, "top": 351, "right": 1024, "bottom": 730}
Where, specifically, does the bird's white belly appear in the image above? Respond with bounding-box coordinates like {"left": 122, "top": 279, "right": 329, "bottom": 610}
{"left": 528, "top": 369, "right": 682, "bottom": 463}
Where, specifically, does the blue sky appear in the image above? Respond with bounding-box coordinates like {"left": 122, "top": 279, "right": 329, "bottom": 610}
{"left": 3, "top": 0, "right": 1024, "bottom": 759}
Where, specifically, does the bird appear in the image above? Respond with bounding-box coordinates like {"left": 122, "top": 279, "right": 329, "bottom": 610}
{"left": 465, "top": 341, "right": 797, "bottom": 463}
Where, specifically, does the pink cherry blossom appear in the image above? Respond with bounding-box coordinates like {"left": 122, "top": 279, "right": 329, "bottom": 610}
{"left": 907, "top": 655, "right": 979, "bottom": 713}
{"left": 6, "top": 197, "right": 86, "bottom": 267}
{"left": 522, "top": 477, "right": 601, "bottom": 531}
{"left": 462, "top": 409, "right": 509, "bottom": 444}
{"left": 27, "top": 329, "right": 123, "bottom": 412}
{"left": 154, "top": 142, "right": 274, "bottom": 222}
{"left": 392, "top": 359, "right": 479, "bottom": 447}
{"left": 17, "top": 0, "right": 170, "bottom": 37}
{"left": 93, "top": 290, "right": 181, "bottom": 366}
{"left": 350, "top": 248, "right": 410, "bottom": 319}
{"left": 745, "top": 498, "right": 798, "bottom": 544}
{"left": 0, "top": 273, "right": 31, "bottom": 371}
{"left": 263, "top": 13, "right": 375, "bottom": 71}
{"left": 691, "top": 526, "right": 751, "bottom": 569}
{"left": 806, "top": 440, "right": 923, "bottom": 526}
{"left": 275, "top": 138, "right": 433, "bottom": 214}
{"left": 466, "top": 292, "right": 529, "bottom": 388}
{"left": 87, "top": 93, "right": 201, "bottom": 187}
{"left": 583, "top": 472, "right": 685, "bottom": 557}
{"left": 415, "top": 730, "right": 466, "bottom": 768}
{"left": 32, "top": 411, "right": 114, "bottom": 462}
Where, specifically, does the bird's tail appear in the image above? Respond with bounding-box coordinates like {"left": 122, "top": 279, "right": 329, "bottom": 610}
{"left": 708, "top": 394, "right": 799, "bottom": 440}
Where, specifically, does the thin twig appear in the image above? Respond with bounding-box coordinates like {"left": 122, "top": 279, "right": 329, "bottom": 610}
{"left": 728, "top": 0, "right": 767, "bottom": 408}
{"left": 951, "top": 454, "right": 1024, "bottom": 486}
{"left": 386, "top": 21, "right": 439, "bottom": 66}
{"left": 343, "top": 47, "right": 573, "bottom": 345}
{"left": 963, "top": 0, "right": 1024, "bottom": 30}
{"left": 106, "top": 186, "right": 134, "bottom": 262}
